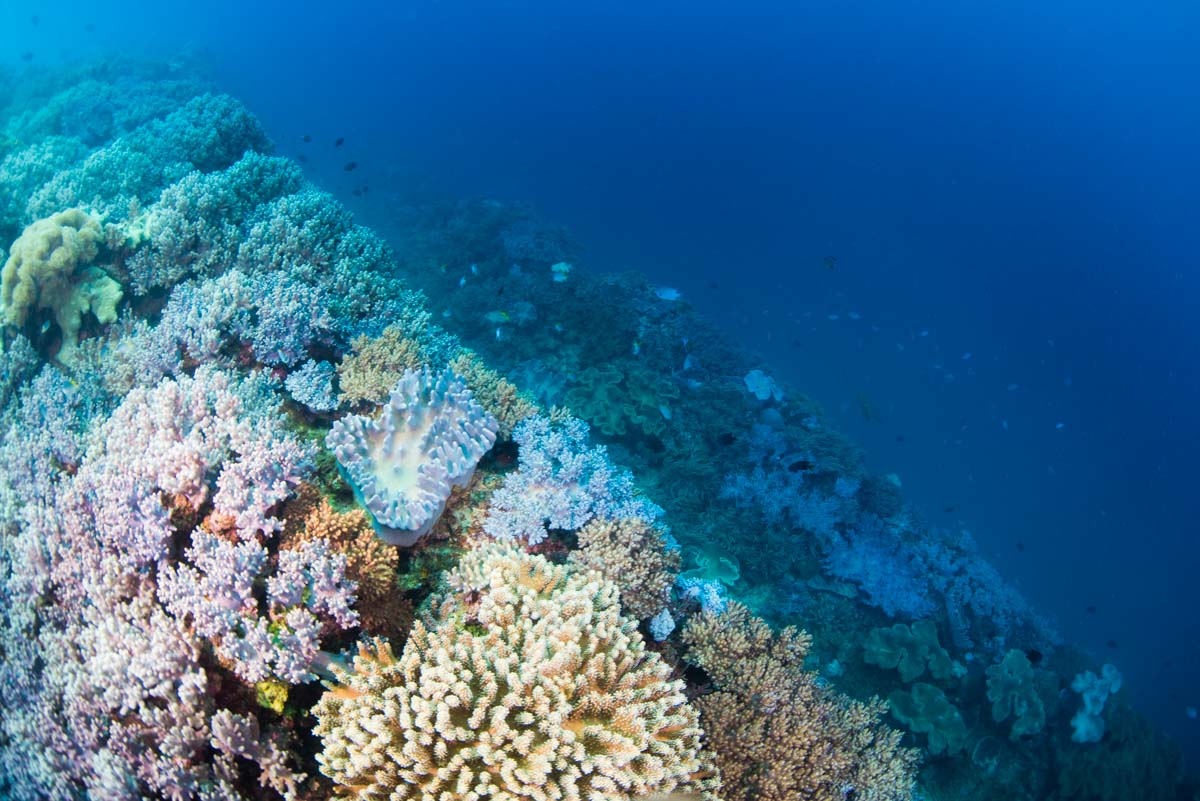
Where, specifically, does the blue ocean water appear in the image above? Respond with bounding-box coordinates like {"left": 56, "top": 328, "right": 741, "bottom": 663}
{"left": 2, "top": 0, "right": 1197, "bottom": 794}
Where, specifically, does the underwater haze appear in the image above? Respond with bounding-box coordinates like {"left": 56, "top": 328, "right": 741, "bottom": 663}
{"left": 1, "top": 0, "right": 1198, "bottom": 799}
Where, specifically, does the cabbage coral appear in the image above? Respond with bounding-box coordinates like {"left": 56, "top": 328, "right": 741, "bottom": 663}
{"left": 326, "top": 367, "right": 498, "bottom": 546}
{"left": 314, "top": 546, "right": 720, "bottom": 801}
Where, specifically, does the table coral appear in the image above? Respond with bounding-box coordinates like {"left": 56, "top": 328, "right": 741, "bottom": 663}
{"left": 314, "top": 545, "right": 720, "bottom": 801}
{"left": 326, "top": 366, "right": 498, "bottom": 546}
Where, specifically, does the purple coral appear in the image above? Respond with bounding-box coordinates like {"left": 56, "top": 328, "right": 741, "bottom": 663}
{"left": 483, "top": 414, "right": 662, "bottom": 545}
{"left": 327, "top": 367, "right": 498, "bottom": 546}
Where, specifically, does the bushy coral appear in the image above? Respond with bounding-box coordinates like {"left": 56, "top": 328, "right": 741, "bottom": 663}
{"left": 682, "top": 602, "right": 918, "bottom": 801}
{"left": 570, "top": 516, "right": 680, "bottom": 620}
{"left": 327, "top": 366, "right": 498, "bottom": 545}
{"left": 483, "top": 413, "right": 662, "bottom": 545}
{"left": 314, "top": 546, "right": 719, "bottom": 801}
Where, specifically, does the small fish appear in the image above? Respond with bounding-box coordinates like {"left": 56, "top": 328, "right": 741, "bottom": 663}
{"left": 895, "top": 434, "right": 905, "bottom": 443}
{"left": 1106, "top": 639, "right": 1119, "bottom": 649}
{"left": 654, "top": 286, "right": 682, "bottom": 301}
{"left": 335, "top": 137, "right": 345, "bottom": 147}
{"left": 553, "top": 323, "right": 564, "bottom": 333}
{"left": 682, "top": 354, "right": 694, "bottom": 371}
{"left": 31, "top": 15, "right": 40, "bottom": 25}
{"left": 343, "top": 161, "right": 358, "bottom": 172}
{"left": 497, "top": 286, "right": 504, "bottom": 297}
{"left": 848, "top": 311, "right": 861, "bottom": 320}
{"left": 708, "top": 280, "right": 719, "bottom": 289}
{"left": 631, "top": 340, "right": 641, "bottom": 356}
{"left": 1026, "top": 649, "right": 1043, "bottom": 665}
{"left": 962, "top": 352, "right": 972, "bottom": 360}
{"left": 470, "top": 263, "right": 479, "bottom": 275}
{"left": 828, "top": 314, "right": 840, "bottom": 321}
{"left": 84, "top": 22, "right": 96, "bottom": 32}
{"left": 361, "top": 185, "right": 369, "bottom": 193}
{"left": 717, "top": 432, "right": 735, "bottom": 447}
{"left": 1055, "top": 422, "right": 1065, "bottom": 430}
{"left": 1187, "top": 706, "right": 1197, "bottom": 720}
{"left": 1002, "top": 419, "right": 1009, "bottom": 431}
{"left": 919, "top": 329, "right": 929, "bottom": 337}
{"left": 944, "top": 505, "right": 957, "bottom": 514}
{"left": 659, "top": 404, "right": 672, "bottom": 420}
{"left": 302, "top": 134, "right": 312, "bottom": 143}
{"left": 787, "top": 459, "right": 813, "bottom": 473}
{"left": 352, "top": 188, "right": 362, "bottom": 197}
{"left": 297, "top": 154, "right": 308, "bottom": 163}
{"left": 438, "top": 264, "right": 447, "bottom": 273}
{"left": 458, "top": 276, "right": 467, "bottom": 288}
{"left": 1007, "top": 383, "right": 1020, "bottom": 391}
{"left": 495, "top": 327, "right": 503, "bottom": 340}
{"left": 1086, "top": 605, "right": 1097, "bottom": 614}
{"left": 484, "top": 310, "right": 510, "bottom": 324}
{"left": 551, "top": 262, "right": 572, "bottom": 282}
{"left": 441, "top": 310, "right": 453, "bottom": 318}
{"left": 824, "top": 255, "right": 838, "bottom": 270}
{"left": 1016, "top": 541, "right": 1025, "bottom": 552}
{"left": 21, "top": 52, "right": 34, "bottom": 62}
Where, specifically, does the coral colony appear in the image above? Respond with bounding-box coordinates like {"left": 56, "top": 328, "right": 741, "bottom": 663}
{"left": 0, "top": 60, "right": 1186, "bottom": 801}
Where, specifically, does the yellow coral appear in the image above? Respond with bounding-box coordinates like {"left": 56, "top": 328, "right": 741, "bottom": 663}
{"left": 682, "top": 602, "right": 917, "bottom": 801}
{"left": 570, "top": 516, "right": 680, "bottom": 620}
{"left": 1, "top": 208, "right": 121, "bottom": 363}
{"left": 314, "top": 546, "right": 720, "bottom": 801}
{"left": 336, "top": 324, "right": 426, "bottom": 406}
{"left": 449, "top": 349, "right": 538, "bottom": 437}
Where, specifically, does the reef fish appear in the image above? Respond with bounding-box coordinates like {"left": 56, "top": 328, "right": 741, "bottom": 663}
{"left": 655, "top": 286, "right": 682, "bottom": 301}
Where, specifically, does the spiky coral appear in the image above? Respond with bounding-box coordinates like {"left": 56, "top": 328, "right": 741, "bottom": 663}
{"left": 570, "top": 516, "right": 680, "bottom": 620}
{"left": 448, "top": 348, "right": 538, "bottom": 438}
{"left": 314, "top": 546, "right": 720, "bottom": 801}
{"left": 683, "top": 602, "right": 917, "bottom": 801}
{"left": 336, "top": 324, "right": 428, "bottom": 406}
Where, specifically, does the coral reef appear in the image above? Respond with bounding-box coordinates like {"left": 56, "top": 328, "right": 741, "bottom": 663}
{"left": 314, "top": 546, "right": 719, "bottom": 801}
{"left": 326, "top": 366, "right": 498, "bottom": 545}
{"left": 570, "top": 515, "right": 681, "bottom": 620}
{"left": 985, "top": 650, "right": 1049, "bottom": 739}
{"left": 863, "top": 620, "right": 964, "bottom": 684}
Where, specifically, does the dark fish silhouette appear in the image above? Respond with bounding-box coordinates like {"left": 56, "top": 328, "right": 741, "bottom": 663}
{"left": 297, "top": 154, "right": 308, "bottom": 163}
{"left": 787, "top": 459, "right": 813, "bottom": 473}
{"left": 20, "top": 52, "right": 33, "bottom": 62}
{"left": 1086, "top": 605, "right": 1097, "bottom": 614}
{"left": 716, "top": 432, "right": 735, "bottom": 447}
{"left": 84, "top": 22, "right": 95, "bottom": 32}
{"left": 335, "top": 137, "right": 345, "bottom": 147}
{"left": 1106, "top": 639, "right": 1118, "bottom": 649}
{"left": 302, "top": 134, "right": 312, "bottom": 143}
{"left": 1016, "top": 541, "right": 1025, "bottom": 552}
{"left": 361, "top": 185, "right": 369, "bottom": 194}
{"left": 31, "top": 15, "right": 39, "bottom": 25}
{"left": 352, "top": 188, "right": 362, "bottom": 197}
{"left": 824, "top": 255, "right": 838, "bottom": 271}
{"left": 944, "top": 505, "right": 957, "bottom": 514}
{"left": 343, "top": 161, "right": 358, "bottom": 172}
{"left": 895, "top": 434, "right": 905, "bottom": 443}
{"left": 1026, "top": 649, "right": 1043, "bottom": 665}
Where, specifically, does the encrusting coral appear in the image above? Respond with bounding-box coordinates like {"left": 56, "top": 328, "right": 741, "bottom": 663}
{"left": 1, "top": 208, "right": 121, "bottom": 363}
{"left": 314, "top": 545, "right": 721, "bottom": 801}
{"left": 682, "top": 601, "right": 918, "bottom": 801}
{"left": 570, "top": 516, "right": 680, "bottom": 620}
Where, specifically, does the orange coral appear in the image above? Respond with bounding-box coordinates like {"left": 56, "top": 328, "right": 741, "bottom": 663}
{"left": 281, "top": 488, "right": 410, "bottom": 640}
{"left": 570, "top": 516, "right": 680, "bottom": 619}
{"left": 683, "top": 602, "right": 918, "bottom": 801}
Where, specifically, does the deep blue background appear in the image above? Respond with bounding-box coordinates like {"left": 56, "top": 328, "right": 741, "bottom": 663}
{"left": 5, "top": 0, "right": 1198, "bottom": 765}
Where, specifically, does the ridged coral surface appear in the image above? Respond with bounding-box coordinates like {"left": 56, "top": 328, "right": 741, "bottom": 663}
{"left": 314, "top": 546, "right": 720, "bottom": 801}
{"left": 326, "top": 367, "right": 498, "bottom": 545}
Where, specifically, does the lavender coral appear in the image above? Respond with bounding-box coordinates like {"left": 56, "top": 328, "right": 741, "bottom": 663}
{"left": 326, "top": 366, "right": 498, "bottom": 546}
{"left": 314, "top": 546, "right": 720, "bottom": 801}
{"left": 483, "top": 413, "right": 662, "bottom": 545}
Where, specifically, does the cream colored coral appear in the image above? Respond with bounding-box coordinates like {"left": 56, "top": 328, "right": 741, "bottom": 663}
{"left": 1, "top": 208, "right": 121, "bottom": 363}
{"left": 571, "top": 516, "right": 680, "bottom": 620}
{"left": 314, "top": 546, "right": 720, "bottom": 801}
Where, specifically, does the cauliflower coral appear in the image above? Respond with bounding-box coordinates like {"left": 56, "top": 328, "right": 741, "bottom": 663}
{"left": 314, "top": 545, "right": 720, "bottom": 801}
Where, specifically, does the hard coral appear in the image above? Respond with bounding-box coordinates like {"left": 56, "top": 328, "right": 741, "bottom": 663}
{"left": 571, "top": 516, "right": 680, "bottom": 620}
{"left": 314, "top": 546, "right": 720, "bottom": 801}
{"left": 683, "top": 602, "right": 918, "bottom": 801}
{"left": 326, "top": 366, "right": 498, "bottom": 546}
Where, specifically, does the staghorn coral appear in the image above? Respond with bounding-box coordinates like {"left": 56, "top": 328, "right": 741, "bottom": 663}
{"left": 683, "top": 602, "right": 917, "bottom": 801}
{"left": 314, "top": 545, "right": 720, "bottom": 801}
{"left": 1, "top": 208, "right": 121, "bottom": 363}
{"left": 570, "top": 516, "right": 680, "bottom": 620}
{"left": 327, "top": 366, "right": 498, "bottom": 546}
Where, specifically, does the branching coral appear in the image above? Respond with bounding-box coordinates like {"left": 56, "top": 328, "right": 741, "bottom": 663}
{"left": 326, "top": 366, "right": 498, "bottom": 546}
{"left": 683, "top": 602, "right": 918, "bottom": 801}
{"left": 314, "top": 545, "right": 719, "bottom": 801}
{"left": 483, "top": 414, "right": 662, "bottom": 545}
{"left": 336, "top": 323, "right": 429, "bottom": 406}
{"left": 448, "top": 348, "right": 538, "bottom": 437}
{"left": 570, "top": 516, "right": 680, "bottom": 620}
